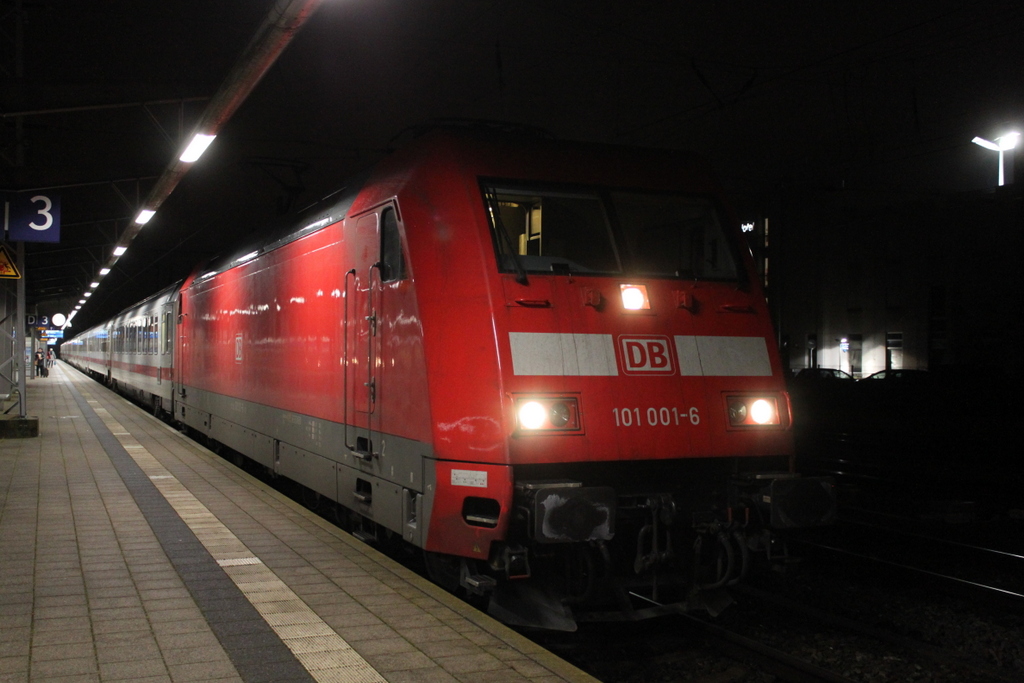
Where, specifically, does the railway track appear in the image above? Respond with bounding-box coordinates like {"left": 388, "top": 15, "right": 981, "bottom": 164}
{"left": 534, "top": 586, "right": 1018, "bottom": 683}
{"left": 529, "top": 614, "right": 865, "bottom": 683}
{"left": 784, "top": 513, "right": 1024, "bottom": 604}
{"left": 678, "top": 612, "right": 860, "bottom": 683}
{"left": 732, "top": 584, "right": 1021, "bottom": 683}
{"left": 538, "top": 507, "right": 1024, "bottom": 682}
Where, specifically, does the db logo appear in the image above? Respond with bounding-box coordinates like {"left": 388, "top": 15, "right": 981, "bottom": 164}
{"left": 617, "top": 335, "right": 676, "bottom": 375}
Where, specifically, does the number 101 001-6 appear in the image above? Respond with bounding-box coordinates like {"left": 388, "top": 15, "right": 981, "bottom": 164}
{"left": 612, "top": 406, "right": 700, "bottom": 427}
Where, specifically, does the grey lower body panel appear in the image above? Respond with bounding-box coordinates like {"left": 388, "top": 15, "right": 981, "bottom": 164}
{"left": 176, "top": 385, "right": 433, "bottom": 547}
{"left": 111, "top": 365, "right": 174, "bottom": 407}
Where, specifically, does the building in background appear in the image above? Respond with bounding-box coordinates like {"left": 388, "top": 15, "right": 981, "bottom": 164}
{"left": 765, "top": 179, "right": 1022, "bottom": 379}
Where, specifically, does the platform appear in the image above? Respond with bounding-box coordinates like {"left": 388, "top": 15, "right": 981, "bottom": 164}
{"left": 0, "top": 363, "right": 597, "bottom": 683}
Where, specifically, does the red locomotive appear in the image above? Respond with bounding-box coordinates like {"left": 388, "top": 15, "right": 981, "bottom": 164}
{"left": 65, "top": 127, "right": 835, "bottom": 629}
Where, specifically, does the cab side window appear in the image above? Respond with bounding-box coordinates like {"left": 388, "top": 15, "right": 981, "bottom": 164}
{"left": 380, "top": 207, "right": 406, "bottom": 282}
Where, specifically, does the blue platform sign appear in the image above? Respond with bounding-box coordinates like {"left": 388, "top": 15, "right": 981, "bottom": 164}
{"left": 5, "top": 193, "right": 61, "bottom": 243}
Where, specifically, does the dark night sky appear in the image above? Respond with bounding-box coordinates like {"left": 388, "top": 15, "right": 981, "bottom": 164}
{"left": 4, "top": 0, "right": 1022, "bottom": 331}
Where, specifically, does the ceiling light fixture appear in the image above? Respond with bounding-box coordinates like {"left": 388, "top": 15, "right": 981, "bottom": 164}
{"left": 180, "top": 133, "right": 217, "bottom": 162}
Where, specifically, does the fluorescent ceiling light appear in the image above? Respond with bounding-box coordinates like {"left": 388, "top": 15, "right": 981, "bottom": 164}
{"left": 90, "top": 281, "right": 100, "bottom": 288}
{"left": 180, "top": 133, "right": 217, "bottom": 162}
{"left": 113, "top": 246, "right": 128, "bottom": 256}
{"left": 99, "top": 268, "right": 110, "bottom": 275}
{"left": 135, "top": 209, "right": 156, "bottom": 225}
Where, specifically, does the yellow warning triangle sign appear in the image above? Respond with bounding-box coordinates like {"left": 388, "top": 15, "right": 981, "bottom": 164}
{"left": 0, "top": 243, "right": 21, "bottom": 279}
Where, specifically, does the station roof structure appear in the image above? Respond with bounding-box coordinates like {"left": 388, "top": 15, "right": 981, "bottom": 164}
{"left": 2, "top": 0, "right": 1021, "bottom": 333}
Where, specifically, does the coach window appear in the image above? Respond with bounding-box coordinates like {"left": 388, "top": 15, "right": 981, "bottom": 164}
{"left": 162, "top": 312, "right": 171, "bottom": 354}
{"left": 380, "top": 207, "right": 406, "bottom": 282}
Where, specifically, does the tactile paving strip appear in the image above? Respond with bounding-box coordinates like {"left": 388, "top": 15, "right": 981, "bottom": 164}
{"left": 69, "top": 381, "right": 386, "bottom": 683}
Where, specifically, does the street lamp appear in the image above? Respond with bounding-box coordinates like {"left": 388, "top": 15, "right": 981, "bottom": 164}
{"left": 972, "top": 132, "right": 1020, "bottom": 186}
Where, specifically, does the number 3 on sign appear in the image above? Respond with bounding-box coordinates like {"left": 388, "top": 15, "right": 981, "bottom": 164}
{"left": 5, "top": 193, "right": 61, "bottom": 242}
{"left": 29, "top": 195, "right": 54, "bottom": 231}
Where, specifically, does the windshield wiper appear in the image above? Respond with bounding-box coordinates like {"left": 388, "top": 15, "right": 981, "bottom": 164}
{"left": 486, "top": 191, "right": 528, "bottom": 285}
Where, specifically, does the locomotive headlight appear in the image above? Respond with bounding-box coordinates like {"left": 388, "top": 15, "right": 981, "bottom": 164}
{"left": 518, "top": 401, "right": 548, "bottom": 430}
{"left": 619, "top": 284, "right": 650, "bottom": 311}
{"left": 515, "top": 396, "right": 582, "bottom": 432}
{"left": 750, "top": 399, "right": 774, "bottom": 424}
{"left": 726, "top": 396, "right": 781, "bottom": 427}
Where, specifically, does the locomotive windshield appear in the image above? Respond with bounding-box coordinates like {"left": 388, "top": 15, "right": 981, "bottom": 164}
{"left": 484, "top": 183, "right": 739, "bottom": 280}
{"left": 611, "top": 192, "right": 738, "bottom": 280}
{"left": 485, "top": 186, "right": 621, "bottom": 275}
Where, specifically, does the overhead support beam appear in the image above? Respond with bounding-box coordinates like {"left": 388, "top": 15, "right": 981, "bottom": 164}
{"left": 0, "top": 175, "right": 159, "bottom": 194}
{"left": 65, "top": 0, "right": 325, "bottom": 329}
{"left": 115, "top": 0, "right": 326, "bottom": 258}
{"left": 0, "top": 97, "right": 209, "bottom": 119}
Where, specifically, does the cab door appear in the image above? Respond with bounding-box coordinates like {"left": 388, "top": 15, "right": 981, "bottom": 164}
{"left": 344, "top": 206, "right": 407, "bottom": 459}
{"left": 345, "top": 212, "right": 379, "bottom": 458}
